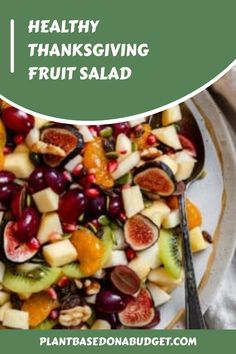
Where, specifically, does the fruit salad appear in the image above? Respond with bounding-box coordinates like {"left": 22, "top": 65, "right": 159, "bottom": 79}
{"left": 0, "top": 100, "right": 211, "bottom": 330}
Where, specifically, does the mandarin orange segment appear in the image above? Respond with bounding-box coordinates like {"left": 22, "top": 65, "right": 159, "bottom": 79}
{"left": 0, "top": 100, "right": 11, "bottom": 111}
{"left": 0, "top": 149, "right": 4, "bottom": 170}
{"left": 22, "top": 292, "right": 58, "bottom": 328}
{"left": 131, "top": 123, "right": 152, "bottom": 150}
{"left": 186, "top": 199, "right": 202, "bottom": 230}
{"left": 0, "top": 119, "right": 7, "bottom": 148}
{"left": 83, "top": 137, "right": 114, "bottom": 188}
{"left": 71, "top": 229, "right": 105, "bottom": 276}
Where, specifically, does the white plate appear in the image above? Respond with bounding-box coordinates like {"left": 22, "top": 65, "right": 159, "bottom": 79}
{"left": 156, "top": 90, "right": 236, "bottom": 329}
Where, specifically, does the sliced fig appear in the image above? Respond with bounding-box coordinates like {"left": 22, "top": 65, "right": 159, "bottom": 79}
{"left": 172, "top": 181, "right": 186, "bottom": 196}
{"left": 134, "top": 161, "right": 176, "bottom": 197}
{"left": 41, "top": 125, "right": 84, "bottom": 167}
{"left": 118, "top": 288, "right": 155, "bottom": 327}
{"left": 141, "top": 308, "right": 160, "bottom": 328}
{"left": 124, "top": 214, "right": 159, "bottom": 251}
{"left": 110, "top": 265, "right": 140, "bottom": 295}
{"left": 3, "top": 222, "right": 38, "bottom": 263}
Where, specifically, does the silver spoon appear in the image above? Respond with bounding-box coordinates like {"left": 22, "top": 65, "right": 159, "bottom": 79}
{"left": 177, "top": 105, "right": 206, "bottom": 329}
{"left": 149, "top": 105, "right": 206, "bottom": 329}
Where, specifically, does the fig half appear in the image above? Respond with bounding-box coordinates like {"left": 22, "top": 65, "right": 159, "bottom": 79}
{"left": 41, "top": 125, "right": 84, "bottom": 168}
{"left": 134, "top": 161, "right": 176, "bottom": 197}
{"left": 3, "top": 222, "right": 38, "bottom": 263}
{"left": 118, "top": 288, "right": 155, "bottom": 327}
{"left": 124, "top": 214, "right": 159, "bottom": 251}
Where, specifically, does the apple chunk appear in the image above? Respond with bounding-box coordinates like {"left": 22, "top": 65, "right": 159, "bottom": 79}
{"left": 122, "top": 185, "right": 144, "bottom": 218}
{"left": 3, "top": 152, "right": 34, "bottom": 179}
{"left": 3, "top": 309, "right": 29, "bottom": 329}
{"left": 37, "top": 212, "right": 63, "bottom": 244}
{"left": 43, "top": 239, "right": 77, "bottom": 267}
{"left": 33, "top": 188, "right": 59, "bottom": 213}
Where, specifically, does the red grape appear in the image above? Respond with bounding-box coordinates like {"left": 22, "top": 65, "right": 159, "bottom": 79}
{"left": 58, "top": 189, "right": 87, "bottom": 223}
{"left": 2, "top": 107, "right": 34, "bottom": 134}
{"left": 28, "top": 167, "right": 47, "bottom": 192}
{"left": 44, "top": 168, "right": 66, "bottom": 194}
{"left": 14, "top": 207, "right": 40, "bottom": 242}
{"left": 95, "top": 288, "right": 128, "bottom": 313}
{"left": 0, "top": 171, "right": 16, "bottom": 186}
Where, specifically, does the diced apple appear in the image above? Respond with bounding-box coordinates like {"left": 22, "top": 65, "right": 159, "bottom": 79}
{"left": 152, "top": 126, "right": 182, "bottom": 150}
{"left": 64, "top": 154, "right": 83, "bottom": 172}
{"left": 76, "top": 125, "right": 94, "bottom": 142}
{"left": 37, "top": 212, "right": 63, "bottom": 244}
{"left": 190, "top": 227, "right": 208, "bottom": 253}
{"left": 18, "top": 293, "right": 32, "bottom": 300}
{"left": 162, "top": 209, "right": 180, "bottom": 229}
{"left": 43, "top": 239, "right": 77, "bottom": 267}
{"left": 0, "top": 211, "right": 3, "bottom": 224}
{"left": 129, "top": 118, "right": 146, "bottom": 127}
{"left": 3, "top": 309, "right": 29, "bottom": 329}
{"left": 0, "top": 302, "right": 12, "bottom": 322}
{"left": 3, "top": 152, "right": 34, "bottom": 179}
{"left": 91, "top": 319, "right": 111, "bottom": 329}
{"left": 34, "top": 116, "right": 48, "bottom": 129}
{"left": 162, "top": 105, "right": 182, "bottom": 126}
{"left": 33, "top": 188, "right": 59, "bottom": 213}
{"left": 104, "top": 250, "right": 128, "bottom": 268}
{"left": 174, "top": 150, "right": 196, "bottom": 181}
{"left": 141, "top": 201, "right": 170, "bottom": 227}
{"left": 148, "top": 267, "right": 182, "bottom": 286}
{"left": 25, "top": 128, "right": 40, "bottom": 147}
{"left": 85, "top": 295, "right": 97, "bottom": 305}
{"left": 156, "top": 154, "right": 178, "bottom": 174}
{"left": 159, "top": 284, "right": 178, "bottom": 293}
{"left": 122, "top": 185, "right": 144, "bottom": 218}
{"left": 137, "top": 242, "right": 162, "bottom": 269}
{"left": 115, "top": 133, "right": 132, "bottom": 158}
{"left": 0, "top": 261, "right": 5, "bottom": 283}
{"left": 112, "top": 151, "right": 140, "bottom": 180}
{"left": 0, "top": 291, "right": 10, "bottom": 306}
{"left": 147, "top": 282, "right": 171, "bottom": 306}
{"left": 112, "top": 228, "right": 127, "bottom": 250}
{"left": 128, "top": 257, "right": 150, "bottom": 280}
{"left": 14, "top": 143, "right": 29, "bottom": 153}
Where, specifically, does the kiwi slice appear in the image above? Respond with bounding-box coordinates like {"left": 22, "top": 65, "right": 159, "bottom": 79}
{"left": 35, "top": 319, "right": 57, "bottom": 330}
{"left": 158, "top": 229, "right": 182, "bottom": 279}
{"left": 3, "top": 265, "right": 61, "bottom": 294}
{"left": 62, "top": 262, "right": 85, "bottom": 279}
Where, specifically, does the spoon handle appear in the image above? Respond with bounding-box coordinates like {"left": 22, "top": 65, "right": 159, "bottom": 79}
{"left": 178, "top": 193, "right": 206, "bottom": 329}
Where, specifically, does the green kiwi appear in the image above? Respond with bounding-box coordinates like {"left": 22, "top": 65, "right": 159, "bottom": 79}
{"left": 62, "top": 262, "right": 85, "bottom": 279}
{"left": 35, "top": 319, "right": 57, "bottom": 330}
{"left": 158, "top": 229, "right": 182, "bottom": 279}
{"left": 3, "top": 265, "right": 61, "bottom": 293}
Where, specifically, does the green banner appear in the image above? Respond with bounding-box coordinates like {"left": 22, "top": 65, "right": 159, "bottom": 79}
{"left": 0, "top": 330, "right": 235, "bottom": 354}
{"left": 0, "top": 0, "right": 235, "bottom": 121}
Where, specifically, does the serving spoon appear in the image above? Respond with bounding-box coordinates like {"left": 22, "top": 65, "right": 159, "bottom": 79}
{"left": 177, "top": 105, "right": 206, "bottom": 329}
{"left": 150, "top": 105, "right": 206, "bottom": 329}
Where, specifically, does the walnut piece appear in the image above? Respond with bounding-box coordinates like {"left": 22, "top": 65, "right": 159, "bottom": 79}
{"left": 59, "top": 305, "right": 92, "bottom": 327}
{"left": 31, "top": 141, "right": 66, "bottom": 156}
{"left": 84, "top": 280, "right": 101, "bottom": 296}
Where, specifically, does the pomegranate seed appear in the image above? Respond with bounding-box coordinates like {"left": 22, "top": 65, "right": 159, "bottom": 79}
{"left": 89, "top": 127, "right": 98, "bottom": 137}
{"left": 91, "top": 219, "right": 100, "bottom": 229}
{"left": 47, "top": 288, "right": 58, "bottom": 300}
{"left": 126, "top": 248, "right": 136, "bottom": 261}
{"left": 63, "top": 223, "right": 77, "bottom": 232}
{"left": 119, "top": 149, "right": 127, "bottom": 155}
{"left": 147, "top": 134, "right": 157, "bottom": 145}
{"left": 63, "top": 171, "right": 72, "bottom": 182}
{"left": 85, "top": 173, "right": 96, "bottom": 184}
{"left": 49, "top": 232, "right": 62, "bottom": 242}
{"left": 57, "top": 276, "right": 70, "bottom": 287}
{"left": 50, "top": 309, "right": 59, "bottom": 320}
{"left": 14, "top": 134, "right": 24, "bottom": 145}
{"left": 27, "top": 237, "right": 40, "bottom": 250}
{"left": 85, "top": 188, "right": 100, "bottom": 198}
{"left": 72, "top": 164, "right": 83, "bottom": 176}
{"left": 107, "top": 160, "right": 118, "bottom": 173}
{"left": 118, "top": 212, "right": 127, "bottom": 223}
{"left": 3, "top": 146, "right": 13, "bottom": 154}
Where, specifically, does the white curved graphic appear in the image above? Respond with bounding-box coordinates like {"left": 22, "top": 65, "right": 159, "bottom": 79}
{"left": 1, "top": 60, "right": 236, "bottom": 125}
